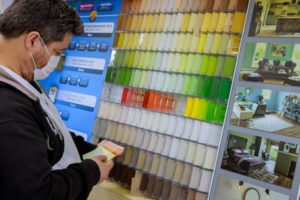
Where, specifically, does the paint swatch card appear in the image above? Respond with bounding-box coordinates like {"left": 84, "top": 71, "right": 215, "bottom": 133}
{"left": 215, "top": 12, "right": 227, "bottom": 32}
{"left": 83, "top": 140, "right": 124, "bottom": 160}
{"left": 231, "top": 12, "right": 246, "bottom": 33}
{"left": 201, "top": 13, "right": 212, "bottom": 32}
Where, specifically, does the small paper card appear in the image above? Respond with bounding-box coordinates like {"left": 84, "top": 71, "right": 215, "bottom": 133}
{"left": 83, "top": 140, "right": 124, "bottom": 160}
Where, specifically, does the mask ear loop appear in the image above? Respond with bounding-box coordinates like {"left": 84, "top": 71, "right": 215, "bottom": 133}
{"left": 39, "top": 37, "right": 51, "bottom": 57}
{"left": 29, "top": 51, "right": 38, "bottom": 69}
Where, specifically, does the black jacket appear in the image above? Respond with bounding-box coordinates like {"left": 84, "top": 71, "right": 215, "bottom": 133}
{"left": 0, "top": 82, "right": 99, "bottom": 200}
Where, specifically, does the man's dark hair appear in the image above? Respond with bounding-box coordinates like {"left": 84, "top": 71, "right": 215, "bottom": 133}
{"left": 0, "top": 0, "right": 83, "bottom": 44}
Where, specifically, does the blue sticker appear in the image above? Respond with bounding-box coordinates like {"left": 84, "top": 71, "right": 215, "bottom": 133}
{"left": 60, "top": 75, "right": 69, "bottom": 84}
{"left": 69, "top": 77, "right": 79, "bottom": 86}
{"left": 60, "top": 111, "right": 70, "bottom": 121}
{"left": 78, "top": 41, "right": 88, "bottom": 51}
{"left": 68, "top": 41, "right": 77, "bottom": 50}
{"left": 88, "top": 42, "right": 98, "bottom": 51}
{"left": 79, "top": 78, "right": 89, "bottom": 87}
{"left": 99, "top": 42, "right": 109, "bottom": 52}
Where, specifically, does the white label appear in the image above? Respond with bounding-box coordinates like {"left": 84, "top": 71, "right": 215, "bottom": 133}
{"left": 57, "top": 90, "right": 96, "bottom": 108}
{"left": 65, "top": 56, "right": 105, "bottom": 71}
{"left": 83, "top": 22, "right": 114, "bottom": 34}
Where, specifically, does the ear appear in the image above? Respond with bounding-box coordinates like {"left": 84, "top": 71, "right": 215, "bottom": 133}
{"left": 24, "top": 31, "right": 41, "bottom": 51}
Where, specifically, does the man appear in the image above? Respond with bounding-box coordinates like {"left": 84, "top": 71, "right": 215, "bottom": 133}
{"left": 0, "top": 0, "right": 113, "bottom": 199}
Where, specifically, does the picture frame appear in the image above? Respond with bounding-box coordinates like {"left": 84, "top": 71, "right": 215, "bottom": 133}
{"left": 271, "top": 44, "right": 287, "bottom": 57}
{"left": 288, "top": 143, "right": 297, "bottom": 148}
{"left": 284, "top": 144, "right": 290, "bottom": 152}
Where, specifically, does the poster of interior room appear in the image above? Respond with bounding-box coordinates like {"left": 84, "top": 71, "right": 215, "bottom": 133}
{"left": 230, "top": 87, "right": 300, "bottom": 137}
{"left": 215, "top": 175, "right": 289, "bottom": 200}
{"left": 240, "top": 42, "right": 300, "bottom": 86}
{"left": 249, "top": 0, "right": 300, "bottom": 37}
{"left": 221, "top": 131, "right": 298, "bottom": 189}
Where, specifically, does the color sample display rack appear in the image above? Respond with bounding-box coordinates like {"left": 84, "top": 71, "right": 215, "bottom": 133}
{"left": 92, "top": 0, "right": 249, "bottom": 199}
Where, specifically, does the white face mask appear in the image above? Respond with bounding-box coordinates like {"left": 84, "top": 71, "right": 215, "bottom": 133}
{"left": 29, "top": 38, "right": 62, "bottom": 81}
{"left": 33, "top": 55, "right": 61, "bottom": 81}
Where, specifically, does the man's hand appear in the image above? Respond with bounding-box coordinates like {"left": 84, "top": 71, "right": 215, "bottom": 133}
{"left": 91, "top": 155, "right": 114, "bottom": 184}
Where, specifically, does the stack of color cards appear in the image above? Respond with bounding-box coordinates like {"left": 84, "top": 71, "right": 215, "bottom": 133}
{"left": 92, "top": 0, "right": 249, "bottom": 199}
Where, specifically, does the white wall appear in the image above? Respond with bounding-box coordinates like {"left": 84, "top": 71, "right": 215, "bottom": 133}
{"left": 215, "top": 176, "right": 289, "bottom": 200}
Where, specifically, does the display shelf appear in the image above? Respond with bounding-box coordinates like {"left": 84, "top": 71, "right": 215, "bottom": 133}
{"left": 283, "top": 104, "right": 300, "bottom": 123}
{"left": 92, "top": 0, "right": 249, "bottom": 199}
{"left": 93, "top": 119, "right": 215, "bottom": 195}
{"left": 97, "top": 101, "right": 222, "bottom": 145}
{"left": 95, "top": 134, "right": 215, "bottom": 173}
{"left": 119, "top": 9, "right": 248, "bottom": 16}
{"left": 112, "top": 48, "right": 239, "bottom": 57}
{"left": 98, "top": 98, "right": 225, "bottom": 130}
{"left": 97, "top": 117, "right": 220, "bottom": 149}
{"left": 115, "top": 30, "right": 243, "bottom": 36}
{"left": 284, "top": 112, "right": 300, "bottom": 122}
{"left": 100, "top": 98, "right": 224, "bottom": 126}
{"left": 108, "top": 66, "right": 233, "bottom": 81}
{"left": 103, "top": 79, "right": 227, "bottom": 104}
{"left": 119, "top": 0, "right": 249, "bottom": 14}
{"left": 99, "top": 93, "right": 226, "bottom": 126}
{"left": 104, "top": 77, "right": 230, "bottom": 105}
